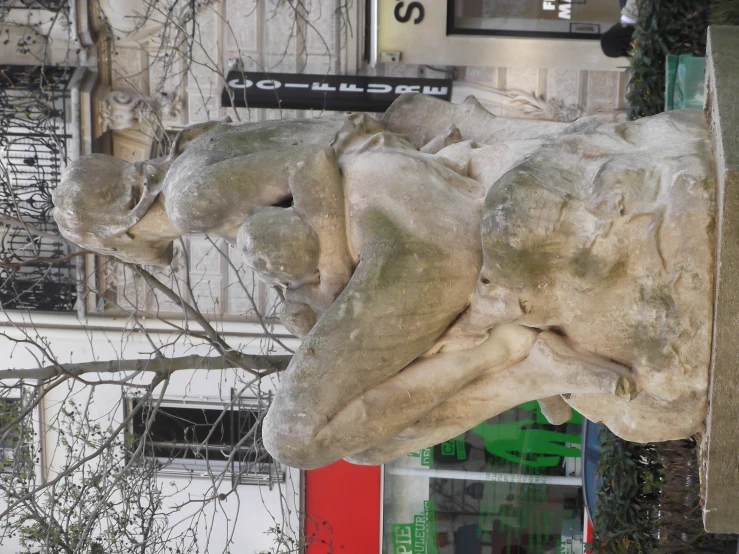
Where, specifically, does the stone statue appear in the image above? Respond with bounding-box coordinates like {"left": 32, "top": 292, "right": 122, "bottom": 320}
{"left": 52, "top": 93, "right": 715, "bottom": 470}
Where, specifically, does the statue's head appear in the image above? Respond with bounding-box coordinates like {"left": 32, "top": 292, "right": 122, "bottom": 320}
{"left": 53, "top": 154, "right": 177, "bottom": 265}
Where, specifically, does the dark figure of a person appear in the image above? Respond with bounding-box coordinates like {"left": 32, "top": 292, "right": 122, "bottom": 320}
{"left": 601, "top": 0, "right": 638, "bottom": 57}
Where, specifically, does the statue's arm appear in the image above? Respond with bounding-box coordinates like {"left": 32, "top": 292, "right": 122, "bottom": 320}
{"left": 280, "top": 244, "right": 464, "bottom": 417}
{"left": 285, "top": 148, "right": 355, "bottom": 313}
{"left": 263, "top": 218, "right": 479, "bottom": 467}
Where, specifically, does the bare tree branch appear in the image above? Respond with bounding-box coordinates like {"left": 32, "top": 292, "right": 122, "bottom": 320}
{"left": 0, "top": 1, "right": 332, "bottom": 551}
{"left": 0, "top": 352, "right": 291, "bottom": 381}
{"left": 0, "top": 214, "right": 74, "bottom": 245}
{"left": 0, "top": 249, "right": 89, "bottom": 269}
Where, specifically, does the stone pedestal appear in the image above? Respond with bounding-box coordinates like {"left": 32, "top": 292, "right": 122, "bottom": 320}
{"left": 701, "top": 25, "right": 739, "bottom": 534}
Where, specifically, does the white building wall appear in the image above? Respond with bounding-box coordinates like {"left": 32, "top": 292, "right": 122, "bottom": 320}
{"left": 0, "top": 319, "right": 301, "bottom": 554}
{"left": 103, "top": 1, "right": 625, "bottom": 161}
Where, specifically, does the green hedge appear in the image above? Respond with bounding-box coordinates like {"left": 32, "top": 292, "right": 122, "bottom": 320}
{"left": 590, "top": 428, "right": 662, "bottom": 554}
{"left": 711, "top": 0, "right": 739, "bottom": 25}
{"left": 627, "top": 0, "right": 710, "bottom": 120}
{"left": 590, "top": 428, "right": 729, "bottom": 554}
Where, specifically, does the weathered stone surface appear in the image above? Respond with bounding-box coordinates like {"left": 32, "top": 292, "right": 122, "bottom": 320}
{"left": 237, "top": 207, "right": 320, "bottom": 285}
{"left": 547, "top": 68, "right": 580, "bottom": 105}
{"left": 463, "top": 66, "right": 497, "bottom": 86}
{"left": 384, "top": 94, "right": 715, "bottom": 449}
{"left": 506, "top": 67, "right": 539, "bottom": 95}
{"left": 701, "top": 25, "right": 739, "bottom": 534}
{"left": 54, "top": 90, "right": 718, "bottom": 470}
{"left": 585, "top": 70, "right": 620, "bottom": 111}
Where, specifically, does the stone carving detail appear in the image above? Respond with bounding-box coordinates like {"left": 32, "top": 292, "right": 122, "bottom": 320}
{"left": 157, "top": 91, "right": 184, "bottom": 121}
{"left": 100, "top": 90, "right": 142, "bottom": 131}
{"left": 54, "top": 94, "right": 716, "bottom": 470}
{"left": 100, "top": 89, "right": 185, "bottom": 132}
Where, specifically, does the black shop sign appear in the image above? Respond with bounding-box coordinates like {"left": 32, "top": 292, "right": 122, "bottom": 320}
{"left": 221, "top": 71, "right": 452, "bottom": 113}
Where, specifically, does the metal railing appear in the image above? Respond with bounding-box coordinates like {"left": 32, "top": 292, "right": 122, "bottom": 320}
{"left": 0, "top": 64, "right": 77, "bottom": 311}
{"left": 230, "top": 390, "right": 284, "bottom": 488}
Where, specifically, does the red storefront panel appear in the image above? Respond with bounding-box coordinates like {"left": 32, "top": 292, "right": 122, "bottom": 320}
{"left": 305, "top": 461, "right": 381, "bottom": 554}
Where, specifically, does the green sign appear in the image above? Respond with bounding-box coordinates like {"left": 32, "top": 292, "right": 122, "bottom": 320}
{"left": 440, "top": 436, "right": 466, "bottom": 460}
{"left": 427, "top": 400, "right": 582, "bottom": 469}
{"left": 466, "top": 400, "right": 582, "bottom": 467}
{"left": 389, "top": 401, "right": 586, "bottom": 554}
{"left": 391, "top": 501, "right": 438, "bottom": 554}
{"left": 391, "top": 524, "right": 414, "bottom": 554}
{"left": 407, "top": 447, "right": 433, "bottom": 467}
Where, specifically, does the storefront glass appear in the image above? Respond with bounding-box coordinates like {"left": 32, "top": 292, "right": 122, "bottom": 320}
{"left": 451, "top": 0, "right": 621, "bottom": 39}
{"left": 383, "top": 401, "right": 586, "bottom": 554}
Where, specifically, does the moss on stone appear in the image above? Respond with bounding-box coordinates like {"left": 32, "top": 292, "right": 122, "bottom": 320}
{"left": 571, "top": 248, "right": 628, "bottom": 283}
{"left": 640, "top": 284, "right": 677, "bottom": 316}
{"left": 481, "top": 236, "right": 557, "bottom": 288}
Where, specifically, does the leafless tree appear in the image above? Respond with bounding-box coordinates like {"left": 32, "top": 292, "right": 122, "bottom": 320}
{"left": 0, "top": 1, "right": 350, "bottom": 552}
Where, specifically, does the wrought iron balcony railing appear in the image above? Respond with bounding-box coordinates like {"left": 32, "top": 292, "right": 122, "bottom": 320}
{"left": 0, "top": 64, "right": 78, "bottom": 312}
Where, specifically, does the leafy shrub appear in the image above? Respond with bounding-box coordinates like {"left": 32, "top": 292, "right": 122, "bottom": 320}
{"left": 590, "top": 427, "right": 662, "bottom": 554}
{"left": 710, "top": 0, "right": 739, "bottom": 25}
{"left": 657, "top": 439, "right": 725, "bottom": 553}
{"left": 591, "top": 429, "right": 730, "bottom": 554}
{"left": 627, "top": 0, "right": 710, "bottom": 120}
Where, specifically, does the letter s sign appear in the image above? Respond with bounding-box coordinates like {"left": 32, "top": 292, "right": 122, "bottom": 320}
{"left": 394, "top": 1, "right": 424, "bottom": 24}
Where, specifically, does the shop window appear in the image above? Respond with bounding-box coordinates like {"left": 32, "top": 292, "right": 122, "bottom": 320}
{"left": 450, "top": 0, "right": 621, "bottom": 39}
{"left": 0, "top": 397, "right": 24, "bottom": 472}
{"left": 128, "top": 395, "right": 283, "bottom": 486}
{"left": 383, "top": 401, "right": 586, "bottom": 554}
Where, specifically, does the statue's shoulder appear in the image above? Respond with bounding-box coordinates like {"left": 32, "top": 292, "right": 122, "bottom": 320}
{"left": 383, "top": 93, "right": 565, "bottom": 149}
{"left": 163, "top": 115, "right": 351, "bottom": 190}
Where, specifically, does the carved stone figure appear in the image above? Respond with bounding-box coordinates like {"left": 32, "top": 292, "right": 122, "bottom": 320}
{"left": 52, "top": 93, "right": 715, "bottom": 469}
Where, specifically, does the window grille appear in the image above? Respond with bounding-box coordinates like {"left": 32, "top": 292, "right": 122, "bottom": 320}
{"left": 127, "top": 392, "right": 283, "bottom": 487}
{"left": 0, "top": 64, "right": 77, "bottom": 311}
{"left": 0, "top": 397, "right": 25, "bottom": 472}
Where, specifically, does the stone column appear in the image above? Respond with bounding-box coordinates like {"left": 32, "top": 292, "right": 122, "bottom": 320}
{"left": 701, "top": 25, "right": 739, "bottom": 534}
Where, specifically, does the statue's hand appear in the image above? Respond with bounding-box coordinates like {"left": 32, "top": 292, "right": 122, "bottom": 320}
{"left": 288, "top": 147, "right": 355, "bottom": 309}
{"left": 332, "top": 112, "right": 386, "bottom": 155}
{"left": 285, "top": 281, "right": 341, "bottom": 316}
{"left": 420, "top": 123, "right": 462, "bottom": 154}
{"left": 280, "top": 300, "right": 318, "bottom": 338}
{"left": 423, "top": 307, "right": 490, "bottom": 355}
